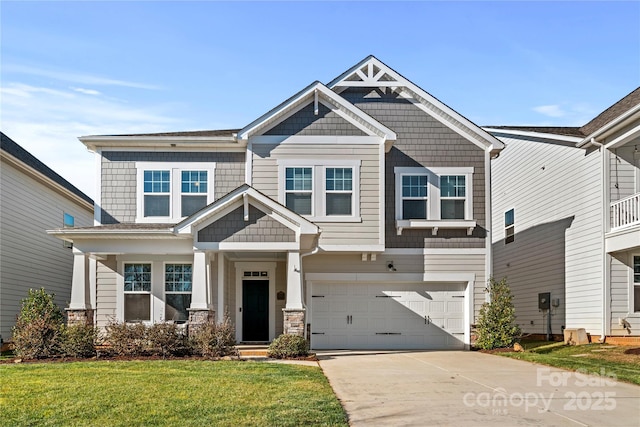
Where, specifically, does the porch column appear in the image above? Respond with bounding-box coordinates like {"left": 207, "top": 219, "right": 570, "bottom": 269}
{"left": 66, "top": 248, "right": 94, "bottom": 326}
{"left": 188, "top": 250, "right": 215, "bottom": 333}
{"left": 217, "top": 253, "right": 225, "bottom": 323}
{"left": 283, "top": 251, "right": 305, "bottom": 336}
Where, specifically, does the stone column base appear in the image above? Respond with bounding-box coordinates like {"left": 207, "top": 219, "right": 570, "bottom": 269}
{"left": 283, "top": 308, "right": 305, "bottom": 337}
{"left": 188, "top": 308, "right": 215, "bottom": 336}
{"left": 66, "top": 308, "right": 94, "bottom": 326}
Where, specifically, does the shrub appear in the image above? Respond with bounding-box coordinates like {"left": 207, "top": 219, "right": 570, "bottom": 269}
{"left": 190, "top": 315, "right": 237, "bottom": 358}
{"left": 60, "top": 324, "right": 98, "bottom": 358}
{"left": 267, "top": 334, "right": 308, "bottom": 359}
{"left": 12, "top": 288, "right": 64, "bottom": 359}
{"left": 475, "top": 277, "right": 522, "bottom": 350}
{"left": 146, "top": 322, "right": 188, "bottom": 358}
{"left": 105, "top": 321, "right": 148, "bottom": 357}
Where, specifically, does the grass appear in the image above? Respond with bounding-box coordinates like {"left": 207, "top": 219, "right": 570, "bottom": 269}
{"left": 0, "top": 360, "right": 348, "bottom": 426}
{"left": 496, "top": 341, "right": 640, "bottom": 386}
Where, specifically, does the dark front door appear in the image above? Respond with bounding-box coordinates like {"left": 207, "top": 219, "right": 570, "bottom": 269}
{"left": 242, "top": 280, "right": 269, "bottom": 341}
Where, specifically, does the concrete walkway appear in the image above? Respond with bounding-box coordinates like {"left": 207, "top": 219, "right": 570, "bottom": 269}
{"left": 317, "top": 351, "right": 640, "bottom": 427}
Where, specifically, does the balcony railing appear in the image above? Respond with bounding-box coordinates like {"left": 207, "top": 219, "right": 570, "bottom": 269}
{"left": 611, "top": 193, "right": 640, "bottom": 230}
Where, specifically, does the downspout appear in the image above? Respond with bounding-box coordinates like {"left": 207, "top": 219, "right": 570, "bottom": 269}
{"left": 599, "top": 139, "right": 611, "bottom": 342}
{"left": 298, "top": 231, "right": 322, "bottom": 341}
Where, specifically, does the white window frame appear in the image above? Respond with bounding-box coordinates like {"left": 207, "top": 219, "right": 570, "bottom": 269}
{"left": 394, "top": 166, "right": 475, "bottom": 235}
{"left": 164, "top": 262, "right": 193, "bottom": 323}
{"left": 284, "top": 166, "right": 314, "bottom": 216}
{"left": 399, "top": 174, "right": 429, "bottom": 220}
{"left": 505, "top": 208, "right": 515, "bottom": 244}
{"left": 278, "top": 159, "right": 361, "bottom": 222}
{"left": 122, "top": 262, "right": 152, "bottom": 323}
{"left": 631, "top": 255, "right": 640, "bottom": 314}
{"left": 135, "top": 162, "right": 215, "bottom": 223}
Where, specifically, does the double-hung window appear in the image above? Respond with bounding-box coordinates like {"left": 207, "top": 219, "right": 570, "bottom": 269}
{"left": 505, "top": 209, "right": 515, "bottom": 244}
{"left": 144, "top": 170, "right": 171, "bottom": 217}
{"left": 285, "top": 167, "right": 313, "bottom": 215}
{"left": 394, "top": 166, "right": 474, "bottom": 234}
{"left": 136, "top": 162, "right": 215, "bottom": 222}
{"left": 123, "top": 263, "right": 151, "bottom": 322}
{"left": 401, "top": 175, "right": 428, "bottom": 219}
{"left": 165, "top": 264, "right": 192, "bottom": 322}
{"left": 279, "top": 160, "right": 361, "bottom": 221}
{"left": 325, "top": 168, "right": 353, "bottom": 216}
{"left": 181, "top": 171, "right": 208, "bottom": 217}
{"left": 440, "top": 175, "right": 466, "bottom": 219}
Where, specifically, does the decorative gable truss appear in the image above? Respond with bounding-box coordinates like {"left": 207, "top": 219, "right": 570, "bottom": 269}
{"left": 329, "top": 55, "right": 505, "bottom": 155}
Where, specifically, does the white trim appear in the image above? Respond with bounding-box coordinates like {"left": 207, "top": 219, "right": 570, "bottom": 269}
{"left": 485, "top": 150, "right": 493, "bottom": 285}
{"left": 603, "top": 123, "right": 640, "bottom": 150}
{"left": 98, "top": 146, "right": 247, "bottom": 153}
{"left": 394, "top": 166, "right": 475, "bottom": 233}
{"left": 235, "top": 262, "right": 277, "bottom": 342}
{"left": 217, "top": 254, "right": 225, "bottom": 323}
{"left": 245, "top": 141, "right": 253, "bottom": 186}
{"left": 254, "top": 135, "right": 379, "bottom": 144}
{"left": 630, "top": 254, "right": 640, "bottom": 315}
{"left": 384, "top": 248, "right": 487, "bottom": 255}
{"left": 577, "top": 105, "right": 640, "bottom": 148}
{"left": 94, "top": 149, "right": 102, "bottom": 225}
{"left": 318, "top": 244, "right": 385, "bottom": 252}
{"left": 278, "top": 159, "right": 361, "bottom": 222}
{"left": 196, "top": 242, "right": 300, "bottom": 251}
{"left": 483, "top": 128, "right": 583, "bottom": 144}
{"left": 379, "top": 143, "right": 385, "bottom": 246}
{"left": 135, "top": 161, "right": 216, "bottom": 223}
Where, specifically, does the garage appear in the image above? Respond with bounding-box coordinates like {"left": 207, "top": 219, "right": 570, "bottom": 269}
{"left": 309, "top": 282, "right": 466, "bottom": 350}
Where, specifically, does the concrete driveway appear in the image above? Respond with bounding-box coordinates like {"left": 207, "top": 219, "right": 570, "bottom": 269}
{"left": 317, "top": 351, "right": 640, "bottom": 427}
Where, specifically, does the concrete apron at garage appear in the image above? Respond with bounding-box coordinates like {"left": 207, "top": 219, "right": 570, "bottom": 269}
{"left": 317, "top": 351, "right": 640, "bottom": 427}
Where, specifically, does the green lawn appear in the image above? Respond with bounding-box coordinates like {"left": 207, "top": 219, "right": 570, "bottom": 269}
{"left": 496, "top": 342, "right": 640, "bottom": 386}
{"left": 0, "top": 360, "right": 348, "bottom": 426}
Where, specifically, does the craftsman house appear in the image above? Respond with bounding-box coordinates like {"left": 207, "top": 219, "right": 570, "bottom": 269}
{"left": 489, "top": 87, "right": 640, "bottom": 343}
{"left": 1, "top": 132, "right": 93, "bottom": 345}
{"left": 50, "top": 56, "right": 504, "bottom": 350}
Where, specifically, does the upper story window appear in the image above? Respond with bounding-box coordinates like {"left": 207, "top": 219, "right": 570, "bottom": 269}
{"left": 401, "top": 175, "right": 428, "bottom": 219}
{"left": 278, "top": 159, "right": 361, "bottom": 222}
{"left": 325, "top": 168, "right": 353, "bottom": 216}
{"left": 440, "top": 175, "right": 466, "bottom": 219}
{"left": 285, "top": 167, "right": 313, "bottom": 215}
{"left": 505, "top": 209, "right": 515, "bottom": 244}
{"left": 135, "top": 162, "right": 215, "bottom": 223}
{"left": 394, "top": 166, "right": 475, "bottom": 235}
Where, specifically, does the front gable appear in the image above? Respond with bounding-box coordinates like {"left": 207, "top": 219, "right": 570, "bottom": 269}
{"left": 175, "top": 185, "right": 319, "bottom": 251}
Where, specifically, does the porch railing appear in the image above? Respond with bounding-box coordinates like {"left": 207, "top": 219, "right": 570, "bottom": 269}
{"left": 611, "top": 193, "right": 640, "bottom": 230}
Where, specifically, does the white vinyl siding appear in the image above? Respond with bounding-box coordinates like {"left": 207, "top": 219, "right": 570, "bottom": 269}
{"left": 252, "top": 141, "right": 381, "bottom": 247}
{"left": 0, "top": 158, "right": 92, "bottom": 341}
{"left": 491, "top": 134, "right": 603, "bottom": 335}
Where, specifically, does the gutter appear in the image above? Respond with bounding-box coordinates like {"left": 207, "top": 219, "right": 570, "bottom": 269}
{"left": 298, "top": 231, "right": 322, "bottom": 341}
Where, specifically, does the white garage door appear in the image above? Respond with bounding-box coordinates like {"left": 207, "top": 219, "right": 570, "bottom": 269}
{"left": 310, "top": 282, "right": 466, "bottom": 350}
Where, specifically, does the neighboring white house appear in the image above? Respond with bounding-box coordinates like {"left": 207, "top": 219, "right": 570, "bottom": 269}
{"left": 489, "top": 87, "right": 640, "bottom": 342}
{"left": 0, "top": 132, "right": 94, "bottom": 345}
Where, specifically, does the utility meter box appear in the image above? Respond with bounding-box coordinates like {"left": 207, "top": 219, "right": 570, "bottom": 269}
{"left": 538, "top": 292, "right": 551, "bottom": 310}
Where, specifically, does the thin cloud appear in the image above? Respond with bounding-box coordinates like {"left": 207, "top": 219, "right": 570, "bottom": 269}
{"left": 72, "top": 87, "right": 102, "bottom": 96}
{"left": 533, "top": 104, "right": 566, "bottom": 118}
{"left": 4, "top": 64, "right": 161, "bottom": 90}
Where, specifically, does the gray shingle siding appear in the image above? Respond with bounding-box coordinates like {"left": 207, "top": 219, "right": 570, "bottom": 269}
{"left": 264, "top": 102, "right": 366, "bottom": 136}
{"left": 341, "top": 88, "right": 486, "bottom": 249}
{"left": 101, "top": 151, "right": 245, "bottom": 224}
{"left": 198, "top": 205, "right": 295, "bottom": 243}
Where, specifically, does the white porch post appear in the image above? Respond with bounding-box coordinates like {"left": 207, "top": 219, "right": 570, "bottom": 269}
{"left": 67, "top": 248, "right": 93, "bottom": 325}
{"left": 188, "top": 250, "right": 214, "bottom": 333}
{"left": 286, "top": 251, "right": 303, "bottom": 309}
{"left": 217, "top": 253, "right": 225, "bottom": 322}
{"left": 190, "top": 250, "right": 210, "bottom": 310}
{"left": 283, "top": 251, "right": 305, "bottom": 336}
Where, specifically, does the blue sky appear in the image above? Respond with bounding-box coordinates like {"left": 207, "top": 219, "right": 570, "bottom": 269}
{"left": 2, "top": 1, "right": 639, "bottom": 199}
